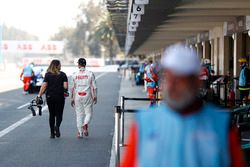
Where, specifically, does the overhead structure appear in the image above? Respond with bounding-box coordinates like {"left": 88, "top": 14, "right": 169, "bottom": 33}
{"left": 106, "top": 0, "right": 129, "bottom": 51}
{"left": 125, "top": 0, "right": 180, "bottom": 55}
{"left": 124, "top": 0, "right": 250, "bottom": 55}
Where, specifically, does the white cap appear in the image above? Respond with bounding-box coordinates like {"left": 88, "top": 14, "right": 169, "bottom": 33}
{"left": 161, "top": 44, "right": 201, "bottom": 75}
{"left": 204, "top": 59, "right": 211, "bottom": 64}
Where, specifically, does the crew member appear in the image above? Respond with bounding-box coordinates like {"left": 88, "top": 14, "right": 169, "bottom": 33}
{"left": 143, "top": 61, "right": 148, "bottom": 92}
{"left": 144, "top": 60, "right": 158, "bottom": 106}
{"left": 20, "top": 63, "right": 34, "bottom": 94}
{"left": 121, "top": 44, "right": 244, "bottom": 167}
{"left": 238, "top": 58, "right": 250, "bottom": 101}
{"left": 199, "top": 62, "right": 210, "bottom": 99}
{"left": 71, "top": 58, "right": 97, "bottom": 138}
{"left": 38, "top": 60, "right": 68, "bottom": 139}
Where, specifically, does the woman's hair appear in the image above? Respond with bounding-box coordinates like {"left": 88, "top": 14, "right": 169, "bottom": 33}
{"left": 47, "top": 59, "right": 61, "bottom": 75}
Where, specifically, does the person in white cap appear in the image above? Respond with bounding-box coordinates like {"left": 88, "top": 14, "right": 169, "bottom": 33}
{"left": 121, "top": 44, "right": 243, "bottom": 167}
{"left": 71, "top": 58, "right": 97, "bottom": 138}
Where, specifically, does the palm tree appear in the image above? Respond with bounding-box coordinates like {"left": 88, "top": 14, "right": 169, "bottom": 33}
{"left": 90, "top": 14, "right": 117, "bottom": 63}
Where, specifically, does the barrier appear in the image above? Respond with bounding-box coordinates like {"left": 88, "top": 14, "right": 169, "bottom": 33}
{"left": 120, "top": 96, "right": 162, "bottom": 146}
{"left": 210, "top": 81, "right": 245, "bottom": 108}
{"left": 114, "top": 96, "right": 162, "bottom": 167}
{"left": 210, "top": 81, "right": 228, "bottom": 107}
{"left": 114, "top": 106, "right": 121, "bottom": 167}
{"left": 114, "top": 97, "right": 250, "bottom": 166}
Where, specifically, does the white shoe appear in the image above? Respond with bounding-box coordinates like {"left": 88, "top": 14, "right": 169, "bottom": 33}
{"left": 77, "top": 132, "right": 83, "bottom": 139}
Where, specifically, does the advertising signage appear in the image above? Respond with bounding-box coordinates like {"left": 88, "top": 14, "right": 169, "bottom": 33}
{"left": 0, "top": 41, "right": 64, "bottom": 54}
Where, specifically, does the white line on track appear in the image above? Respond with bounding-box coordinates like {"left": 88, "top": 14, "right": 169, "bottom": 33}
{"left": 17, "top": 102, "right": 30, "bottom": 110}
{"left": 96, "top": 72, "right": 107, "bottom": 80}
{"left": 0, "top": 73, "right": 108, "bottom": 139}
{"left": 0, "top": 105, "right": 48, "bottom": 138}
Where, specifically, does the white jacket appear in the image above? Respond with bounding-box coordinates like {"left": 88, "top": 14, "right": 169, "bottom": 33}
{"left": 72, "top": 67, "right": 97, "bottom": 105}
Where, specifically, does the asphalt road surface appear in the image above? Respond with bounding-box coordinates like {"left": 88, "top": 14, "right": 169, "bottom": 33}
{"left": 0, "top": 72, "right": 121, "bottom": 167}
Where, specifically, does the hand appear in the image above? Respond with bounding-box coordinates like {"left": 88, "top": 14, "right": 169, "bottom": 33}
{"left": 71, "top": 100, "right": 75, "bottom": 107}
{"left": 93, "top": 97, "right": 97, "bottom": 104}
{"left": 36, "top": 96, "right": 43, "bottom": 105}
{"left": 64, "top": 89, "right": 69, "bottom": 97}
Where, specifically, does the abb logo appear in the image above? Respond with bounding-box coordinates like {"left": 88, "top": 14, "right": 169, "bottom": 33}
{"left": 17, "top": 44, "right": 33, "bottom": 50}
{"left": 41, "top": 44, "right": 57, "bottom": 51}
{"left": 0, "top": 41, "right": 64, "bottom": 54}
{"left": 2, "top": 43, "right": 58, "bottom": 51}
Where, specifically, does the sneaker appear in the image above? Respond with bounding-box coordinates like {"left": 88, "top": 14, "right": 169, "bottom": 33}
{"left": 54, "top": 126, "right": 61, "bottom": 138}
{"left": 77, "top": 132, "right": 83, "bottom": 139}
{"left": 50, "top": 133, "right": 55, "bottom": 139}
{"left": 82, "top": 124, "right": 89, "bottom": 137}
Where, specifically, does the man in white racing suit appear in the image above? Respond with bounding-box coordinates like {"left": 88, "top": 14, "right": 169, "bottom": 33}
{"left": 71, "top": 58, "right": 97, "bottom": 138}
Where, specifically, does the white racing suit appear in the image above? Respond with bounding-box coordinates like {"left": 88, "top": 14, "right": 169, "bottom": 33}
{"left": 72, "top": 67, "right": 97, "bottom": 134}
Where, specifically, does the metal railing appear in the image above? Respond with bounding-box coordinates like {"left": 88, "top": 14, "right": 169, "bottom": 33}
{"left": 113, "top": 96, "right": 162, "bottom": 167}
{"left": 210, "top": 81, "right": 244, "bottom": 108}
{"left": 114, "top": 106, "right": 121, "bottom": 167}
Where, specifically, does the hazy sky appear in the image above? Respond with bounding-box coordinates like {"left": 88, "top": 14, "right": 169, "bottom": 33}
{"left": 0, "top": 0, "right": 101, "bottom": 40}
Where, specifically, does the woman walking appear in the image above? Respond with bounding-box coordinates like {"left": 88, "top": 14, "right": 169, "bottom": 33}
{"left": 38, "top": 60, "right": 68, "bottom": 138}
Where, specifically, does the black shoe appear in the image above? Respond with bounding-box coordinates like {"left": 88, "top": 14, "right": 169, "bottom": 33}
{"left": 50, "top": 133, "right": 55, "bottom": 139}
{"left": 54, "top": 126, "right": 61, "bottom": 138}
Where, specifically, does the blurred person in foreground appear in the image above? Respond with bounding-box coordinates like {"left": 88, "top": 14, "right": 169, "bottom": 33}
{"left": 20, "top": 63, "right": 34, "bottom": 94}
{"left": 71, "top": 58, "right": 97, "bottom": 138}
{"left": 121, "top": 44, "right": 244, "bottom": 167}
{"left": 38, "top": 60, "right": 68, "bottom": 138}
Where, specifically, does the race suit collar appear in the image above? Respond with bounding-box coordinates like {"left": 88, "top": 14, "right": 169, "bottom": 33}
{"left": 79, "top": 67, "right": 86, "bottom": 71}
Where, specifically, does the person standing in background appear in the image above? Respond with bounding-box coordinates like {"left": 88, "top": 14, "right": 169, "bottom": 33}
{"left": 144, "top": 60, "right": 158, "bottom": 106}
{"left": 142, "top": 60, "right": 148, "bottom": 92}
{"left": 238, "top": 58, "right": 250, "bottom": 102}
{"left": 20, "top": 63, "right": 34, "bottom": 94}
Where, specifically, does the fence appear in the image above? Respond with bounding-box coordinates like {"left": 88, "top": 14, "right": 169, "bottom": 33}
{"left": 209, "top": 81, "right": 245, "bottom": 108}
{"left": 113, "top": 96, "right": 162, "bottom": 167}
